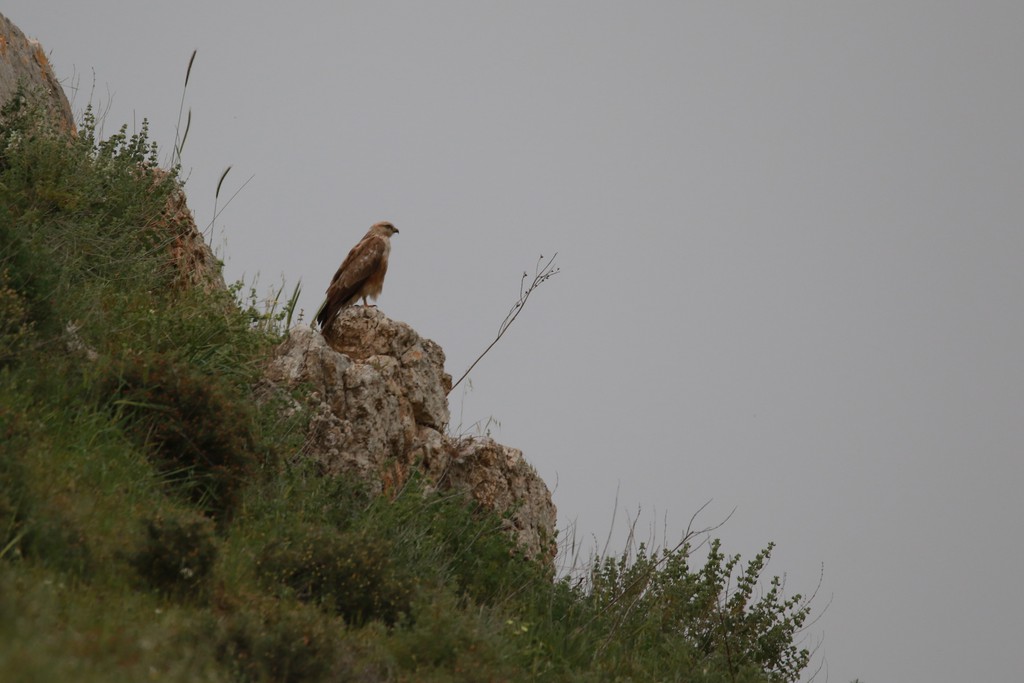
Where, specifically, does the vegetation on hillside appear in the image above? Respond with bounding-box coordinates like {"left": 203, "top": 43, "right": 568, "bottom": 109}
{"left": 0, "top": 88, "right": 815, "bottom": 682}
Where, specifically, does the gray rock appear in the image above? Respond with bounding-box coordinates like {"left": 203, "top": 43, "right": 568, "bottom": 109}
{"left": 0, "top": 15, "right": 224, "bottom": 295}
{"left": 0, "top": 12, "right": 75, "bottom": 132}
{"left": 265, "top": 309, "right": 557, "bottom": 560}
{"left": 444, "top": 437, "right": 558, "bottom": 561}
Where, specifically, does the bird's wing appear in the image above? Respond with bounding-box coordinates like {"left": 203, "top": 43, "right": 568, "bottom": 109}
{"left": 334, "top": 235, "right": 387, "bottom": 293}
{"left": 316, "top": 235, "right": 387, "bottom": 328}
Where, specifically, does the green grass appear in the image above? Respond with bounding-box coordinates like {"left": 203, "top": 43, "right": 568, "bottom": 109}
{"left": 0, "top": 87, "right": 814, "bottom": 682}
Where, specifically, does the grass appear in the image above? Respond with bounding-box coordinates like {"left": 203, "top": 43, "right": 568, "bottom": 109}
{"left": 0, "top": 86, "right": 815, "bottom": 682}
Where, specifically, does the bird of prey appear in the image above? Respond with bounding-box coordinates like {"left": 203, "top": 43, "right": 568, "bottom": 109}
{"left": 316, "top": 221, "right": 399, "bottom": 331}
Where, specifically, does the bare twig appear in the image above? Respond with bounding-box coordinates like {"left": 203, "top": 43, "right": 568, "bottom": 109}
{"left": 804, "top": 640, "right": 827, "bottom": 683}
{"left": 796, "top": 563, "right": 830, "bottom": 633}
{"left": 449, "top": 253, "right": 559, "bottom": 394}
{"left": 600, "top": 483, "right": 621, "bottom": 559}
{"left": 576, "top": 500, "right": 731, "bottom": 645}
{"left": 202, "top": 172, "right": 255, "bottom": 238}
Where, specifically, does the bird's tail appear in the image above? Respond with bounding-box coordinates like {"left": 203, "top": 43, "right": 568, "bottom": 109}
{"left": 314, "top": 299, "right": 330, "bottom": 329}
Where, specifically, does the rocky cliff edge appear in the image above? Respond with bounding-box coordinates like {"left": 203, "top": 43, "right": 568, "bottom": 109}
{"left": 0, "top": 11, "right": 556, "bottom": 564}
{"left": 0, "top": 12, "right": 74, "bottom": 133}
{"left": 261, "top": 309, "right": 557, "bottom": 561}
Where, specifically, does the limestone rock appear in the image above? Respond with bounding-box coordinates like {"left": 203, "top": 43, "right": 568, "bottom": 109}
{"left": 323, "top": 306, "right": 451, "bottom": 429}
{"left": 0, "top": 15, "right": 222, "bottom": 294}
{"left": 0, "top": 12, "right": 74, "bottom": 133}
{"left": 444, "top": 437, "right": 558, "bottom": 561}
{"left": 157, "top": 169, "right": 226, "bottom": 292}
{"left": 265, "top": 308, "right": 557, "bottom": 560}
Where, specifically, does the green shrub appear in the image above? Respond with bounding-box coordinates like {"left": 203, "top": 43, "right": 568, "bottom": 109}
{"left": 103, "top": 350, "right": 256, "bottom": 519}
{"left": 0, "top": 403, "right": 27, "bottom": 562}
{"left": 539, "top": 538, "right": 812, "bottom": 682}
{"left": 256, "top": 524, "right": 414, "bottom": 627}
{"left": 357, "top": 478, "right": 552, "bottom": 606}
{"left": 214, "top": 599, "right": 361, "bottom": 683}
{"left": 0, "top": 91, "right": 176, "bottom": 331}
{"left": 129, "top": 513, "right": 217, "bottom": 597}
{"left": 0, "top": 146, "right": 59, "bottom": 340}
{"left": 0, "top": 268, "right": 34, "bottom": 367}
{"left": 388, "top": 588, "right": 520, "bottom": 682}
{"left": 18, "top": 511, "right": 94, "bottom": 578}
{"left": 0, "top": 400, "right": 93, "bottom": 575}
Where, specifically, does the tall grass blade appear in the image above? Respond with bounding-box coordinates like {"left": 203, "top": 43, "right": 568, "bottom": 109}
{"left": 172, "top": 49, "right": 197, "bottom": 166}
{"left": 215, "top": 165, "right": 232, "bottom": 200}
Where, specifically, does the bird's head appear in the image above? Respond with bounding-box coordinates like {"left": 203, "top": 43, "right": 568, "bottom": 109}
{"left": 370, "top": 221, "right": 399, "bottom": 237}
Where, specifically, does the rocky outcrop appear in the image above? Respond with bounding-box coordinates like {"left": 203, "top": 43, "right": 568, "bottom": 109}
{"left": 444, "top": 437, "right": 558, "bottom": 561}
{"left": 154, "top": 169, "right": 226, "bottom": 292}
{"left": 263, "top": 308, "right": 557, "bottom": 561}
{"left": 0, "top": 12, "right": 74, "bottom": 132}
{"left": 0, "top": 15, "right": 222, "bottom": 294}
{"left": 0, "top": 12, "right": 554, "bottom": 562}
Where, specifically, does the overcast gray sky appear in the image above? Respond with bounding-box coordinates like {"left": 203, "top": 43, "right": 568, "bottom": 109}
{"left": 6, "top": 3, "right": 1024, "bottom": 681}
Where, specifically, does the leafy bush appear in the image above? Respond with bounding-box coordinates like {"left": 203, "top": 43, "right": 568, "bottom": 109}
{"left": 388, "top": 588, "right": 519, "bottom": 681}
{"left": 0, "top": 398, "right": 93, "bottom": 575}
{"left": 103, "top": 350, "right": 256, "bottom": 519}
{"left": 214, "top": 599, "right": 372, "bottom": 683}
{"left": 357, "top": 479, "right": 552, "bottom": 605}
{"left": 257, "top": 524, "right": 414, "bottom": 626}
{"left": 129, "top": 513, "right": 217, "bottom": 596}
{"left": 0, "top": 403, "right": 28, "bottom": 562}
{"left": 0, "top": 91, "right": 177, "bottom": 314}
{"left": 0, "top": 269, "right": 34, "bottom": 367}
{"left": 17, "top": 510, "right": 94, "bottom": 578}
{"left": 533, "top": 538, "right": 813, "bottom": 682}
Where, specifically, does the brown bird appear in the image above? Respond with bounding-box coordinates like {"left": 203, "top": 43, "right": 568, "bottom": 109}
{"left": 316, "top": 221, "right": 399, "bottom": 331}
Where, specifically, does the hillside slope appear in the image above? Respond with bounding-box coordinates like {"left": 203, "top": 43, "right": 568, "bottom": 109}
{"left": 0, "top": 16, "right": 814, "bottom": 682}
